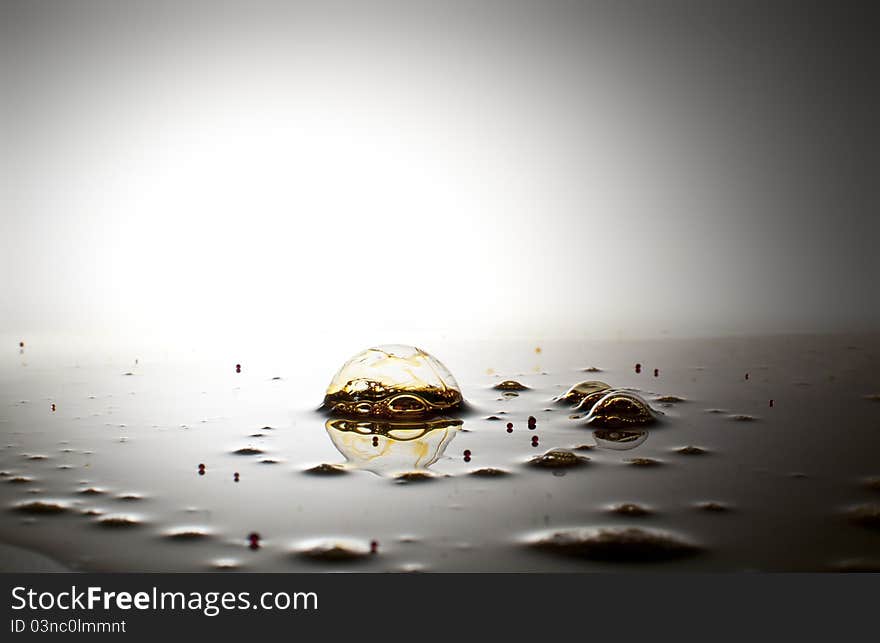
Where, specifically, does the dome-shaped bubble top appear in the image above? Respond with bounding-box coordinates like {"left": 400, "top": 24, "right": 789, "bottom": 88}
{"left": 323, "top": 345, "right": 463, "bottom": 419}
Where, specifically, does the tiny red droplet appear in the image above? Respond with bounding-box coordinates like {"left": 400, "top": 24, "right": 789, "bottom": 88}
{"left": 463, "top": 449, "right": 471, "bottom": 457}
{"left": 769, "top": 399, "right": 774, "bottom": 407}
{"left": 372, "top": 436, "right": 379, "bottom": 447}
{"left": 653, "top": 368, "right": 659, "bottom": 377}
{"left": 745, "top": 373, "right": 750, "bottom": 380}
{"left": 464, "top": 455, "right": 471, "bottom": 463}
{"left": 248, "top": 532, "right": 261, "bottom": 549}
{"left": 198, "top": 463, "right": 205, "bottom": 469}
{"left": 370, "top": 540, "right": 378, "bottom": 554}
{"left": 506, "top": 427, "right": 513, "bottom": 433}
{"left": 527, "top": 416, "right": 536, "bottom": 429}
{"left": 235, "top": 364, "right": 241, "bottom": 373}
{"left": 19, "top": 341, "right": 24, "bottom": 348}
{"left": 234, "top": 472, "right": 240, "bottom": 482}
{"left": 506, "top": 422, "right": 513, "bottom": 430}
{"left": 635, "top": 363, "right": 642, "bottom": 374}
{"left": 51, "top": 403, "right": 56, "bottom": 412}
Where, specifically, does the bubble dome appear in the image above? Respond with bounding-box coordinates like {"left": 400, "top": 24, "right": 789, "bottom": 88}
{"left": 322, "top": 345, "right": 463, "bottom": 419}
{"left": 555, "top": 380, "right": 611, "bottom": 405}
{"left": 585, "top": 391, "right": 656, "bottom": 428}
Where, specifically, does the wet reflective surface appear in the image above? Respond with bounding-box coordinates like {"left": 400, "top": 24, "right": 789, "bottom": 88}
{"left": 1, "top": 333, "right": 879, "bottom": 571}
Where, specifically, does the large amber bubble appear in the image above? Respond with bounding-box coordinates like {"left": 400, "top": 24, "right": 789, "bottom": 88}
{"left": 585, "top": 391, "right": 656, "bottom": 428}
{"left": 555, "top": 381, "right": 611, "bottom": 405}
{"left": 322, "top": 345, "right": 463, "bottom": 419}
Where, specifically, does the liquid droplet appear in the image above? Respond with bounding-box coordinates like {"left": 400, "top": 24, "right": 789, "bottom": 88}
{"left": 528, "top": 449, "right": 588, "bottom": 469}
{"left": 493, "top": 380, "right": 529, "bottom": 391}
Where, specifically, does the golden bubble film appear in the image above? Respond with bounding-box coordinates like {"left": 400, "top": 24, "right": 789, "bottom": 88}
{"left": 323, "top": 345, "right": 463, "bottom": 419}
{"left": 555, "top": 380, "right": 610, "bottom": 405}
{"left": 586, "top": 391, "right": 656, "bottom": 428}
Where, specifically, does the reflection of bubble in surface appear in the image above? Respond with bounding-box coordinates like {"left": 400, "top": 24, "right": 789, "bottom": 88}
{"left": 593, "top": 429, "right": 648, "bottom": 451}
{"left": 325, "top": 417, "right": 461, "bottom": 477}
{"left": 586, "top": 392, "right": 656, "bottom": 428}
{"left": 322, "top": 345, "right": 462, "bottom": 419}
{"left": 555, "top": 381, "right": 610, "bottom": 405}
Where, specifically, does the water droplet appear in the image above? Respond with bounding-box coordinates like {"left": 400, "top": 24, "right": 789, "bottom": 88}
{"left": 555, "top": 381, "right": 610, "bottom": 405}
{"left": 232, "top": 447, "right": 263, "bottom": 456}
{"left": 586, "top": 392, "right": 656, "bottom": 428}
{"left": 469, "top": 467, "right": 510, "bottom": 477}
{"left": 296, "top": 539, "right": 372, "bottom": 561}
{"left": 493, "top": 380, "right": 529, "bottom": 391}
{"left": 96, "top": 515, "right": 142, "bottom": 528}
{"left": 303, "top": 463, "right": 347, "bottom": 476}
{"left": 528, "top": 449, "right": 588, "bottom": 469}
{"left": 12, "top": 500, "right": 70, "bottom": 514}
{"left": 676, "top": 446, "right": 708, "bottom": 456}
{"left": 527, "top": 527, "right": 701, "bottom": 561}
{"left": 164, "top": 527, "right": 214, "bottom": 541}
{"left": 609, "top": 503, "right": 652, "bottom": 517}
{"left": 322, "top": 345, "right": 462, "bottom": 418}
{"left": 654, "top": 395, "right": 686, "bottom": 404}
{"left": 625, "top": 457, "right": 662, "bottom": 467}
{"left": 846, "top": 504, "right": 880, "bottom": 529}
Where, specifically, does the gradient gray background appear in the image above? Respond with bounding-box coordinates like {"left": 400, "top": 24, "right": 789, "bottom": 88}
{"left": 2, "top": 0, "right": 877, "bottom": 345}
